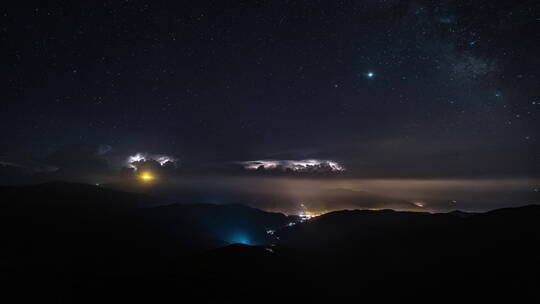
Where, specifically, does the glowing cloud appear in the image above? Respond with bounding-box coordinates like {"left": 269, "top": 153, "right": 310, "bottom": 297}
{"left": 126, "top": 153, "right": 177, "bottom": 170}
{"left": 239, "top": 159, "right": 345, "bottom": 173}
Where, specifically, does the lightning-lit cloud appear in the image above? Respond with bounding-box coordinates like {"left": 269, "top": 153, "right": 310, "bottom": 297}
{"left": 239, "top": 159, "right": 345, "bottom": 173}
{"left": 126, "top": 153, "right": 177, "bottom": 170}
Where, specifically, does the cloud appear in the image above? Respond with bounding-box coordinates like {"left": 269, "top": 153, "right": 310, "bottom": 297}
{"left": 41, "top": 145, "right": 111, "bottom": 178}
{"left": 125, "top": 152, "right": 177, "bottom": 170}
{"left": 97, "top": 144, "right": 112, "bottom": 155}
{"left": 0, "top": 148, "right": 183, "bottom": 185}
{"left": 238, "top": 159, "right": 345, "bottom": 173}
{"left": 0, "top": 145, "right": 112, "bottom": 184}
{"left": 0, "top": 160, "right": 25, "bottom": 169}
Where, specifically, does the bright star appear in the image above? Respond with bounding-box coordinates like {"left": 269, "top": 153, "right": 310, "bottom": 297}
{"left": 367, "top": 72, "right": 375, "bottom": 78}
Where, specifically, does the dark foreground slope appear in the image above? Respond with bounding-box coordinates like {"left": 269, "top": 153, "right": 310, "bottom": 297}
{"left": 273, "top": 207, "right": 540, "bottom": 297}
{"left": 0, "top": 183, "right": 294, "bottom": 301}
{"left": 182, "top": 207, "right": 540, "bottom": 299}
{"left": 1, "top": 183, "right": 539, "bottom": 301}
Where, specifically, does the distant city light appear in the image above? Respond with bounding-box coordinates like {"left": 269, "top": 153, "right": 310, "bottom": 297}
{"left": 298, "top": 202, "right": 324, "bottom": 221}
{"left": 298, "top": 213, "right": 317, "bottom": 221}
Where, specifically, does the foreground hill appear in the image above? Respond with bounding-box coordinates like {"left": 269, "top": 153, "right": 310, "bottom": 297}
{"left": 158, "top": 205, "right": 540, "bottom": 299}
{"left": 1, "top": 182, "right": 539, "bottom": 300}
{"left": 268, "top": 206, "right": 540, "bottom": 296}
{"left": 0, "top": 183, "right": 293, "bottom": 281}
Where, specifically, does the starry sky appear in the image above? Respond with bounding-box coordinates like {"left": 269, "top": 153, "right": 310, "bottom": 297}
{"left": 1, "top": 1, "right": 539, "bottom": 211}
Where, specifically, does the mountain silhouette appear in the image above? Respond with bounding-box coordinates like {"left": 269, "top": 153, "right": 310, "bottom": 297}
{"left": 447, "top": 209, "right": 477, "bottom": 217}
{"left": 304, "top": 188, "right": 423, "bottom": 211}
{"left": 1, "top": 182, "right": 539, "bottom": 300}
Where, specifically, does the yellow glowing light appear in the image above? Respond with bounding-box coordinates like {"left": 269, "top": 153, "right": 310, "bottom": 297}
{"left": 139, "top": 172, "right": 155, "bottom": 182}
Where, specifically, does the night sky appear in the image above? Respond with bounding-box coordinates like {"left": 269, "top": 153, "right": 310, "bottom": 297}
{"left": 1, "top": 1, "right": 539, "bottom": 212}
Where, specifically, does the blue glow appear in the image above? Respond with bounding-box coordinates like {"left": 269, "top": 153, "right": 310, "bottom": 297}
{"left": 367, "top": 72, "right": 375, "bottom": 78}
{"left": 228, "top": 232, "right": 251, "bottom": 245}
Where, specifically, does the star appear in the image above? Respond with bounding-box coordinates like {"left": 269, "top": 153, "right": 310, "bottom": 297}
{"left": 366, "top": 72, "right": 375, "bottom": 79}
